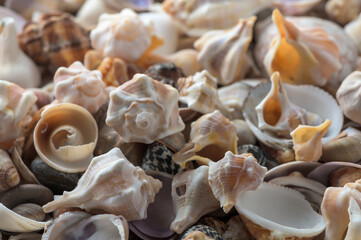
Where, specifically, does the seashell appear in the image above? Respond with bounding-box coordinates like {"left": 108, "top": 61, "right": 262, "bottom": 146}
{"left": 0, "top": 7, "right": 27, "bottom": 33}
{"left": 264, "top": 161, "right": 321, "bottom": 182}
{"left": 222, "top": 215, "right": 253, "bottom": 240}
{"left": 53, "top": 61, "right": 108, "bottom": 114}
{"left": 321, "top": 179, "right": 361, "bottom": 240}
{"left": 5, "top": 0, "right": 62, "bottom": 20}
{"left": 180, "top": 225, "right": 222, "bottom": 240}
{"left": 169, "top": 49, "right": 203, "bottom": 76}
{"left": 177, "top": 70, "right": 232, "bottom": 116}
{"left": 145, "top": 62, "right": 185, "bottom": 89}
{"left": 18, "top": 12, "right": 91, "bottom": 73}
{"left": 30, "top": 88, "right": 53, "bottom": 109}
{"left": 345, "top": 13, "right": 361, "bottom": 53}
{"left": 208, "top": 151, "right": 267, "bottom": 213}
{"left": 0, "top": 80, "right": 37, "bottom": 150}
{"left": 43, "top": 211, "right": 129, "bottom": 240}
{"left": 322, "top": 127, "right": 361, "bottom": 163}
{"left": 325, "top": 0, "right": 361, "bottom": 25}
{"left": 0, "top": 149, "right": 20, "bottom": 192}
{"left": 272, "top": 0, "right": 322, "bottom": 15}
{"left": 194, "top": 17, "right": 255, "bottom": 85}
{"left": 197, "top": 217, "right": 227, "bottom": 236}
{"left": 97, "top": 57, "right": 129, "bottom": 87}
{"left": 232, "top": 120, "right": 256, "bottom": 146}
{"left": 9, "top": 233, "right": 42, "bottom": 240}
{"left": 33, "top": 103, "right": 98, "bottom": 173}
{"left": 329, "top": 166, "right": 361, "bottom": 187}
{"left": 336, "top": 71, "right": 361, "bottom": 124}
{"left": 237, "top": 145, "right": 268, "bottom": 167}
{"left": 173, "top": 110, "right": 238, "bottom": 167}
{"left": 157, "top": 131, "right": 186, "bottom": 153}
{"left": 170, "top": 166, "right": 220, "bottom": 234}
{"left": 43, "top": 148, "right": 163, "bottom": 221}
{"left": 162, "top": 0, "right": 271, "bottom": 37}
{"left": 106, "top": 73, "right": 185, "bottom": 144}
{"left": 90, "top": 8, "right": 162, "bottom": 63}
{"left": 290, "top": 119, "right": 331, "bottom": 162}
{"left": 12, "top": 203, "right": 45, "bottom": 222}
{"left": 0, "top": 17, "right": 40, "bottom": 88}
{"left": 254, "top": 9, "right": 358, "bottom": 94}
{"left": 345, "top": 197, "right": 361, "bottom": 240}
{"left": 235, "top": 182, "right": 325, "bottom": 240}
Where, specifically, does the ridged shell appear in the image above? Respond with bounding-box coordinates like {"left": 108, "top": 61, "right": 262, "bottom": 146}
{"left": 173, "top": 110, "right": 238, "bottom": 167}
{"left": 208, "top": 152, "right": 267, "bottom": 213}
{"left": 194, "top": 17, "right": 255, "bottom": 85}
{"left": 345, "top": 14, "right": 361, "bottom": 53}
{"left": 170, "top": 166, "right": 220, "bottom": 234}
{"left": 272, "top": 0, "right": 322, "bottom": 15}
{"left": 18, "top": 12, "right": 90, "bottom": 73}
{"left": 106, "top": 73, "right": 185, "bottom": 144}
{"left": 33, "top": 103, "right": 98, "bottom": 173}
{"left": 53, "top": 61, "right": 108, "bottom": 114}
{"left": 235, "top": 182, "right": 325, "bottom": 239}
{"left": 325, "top": 0, "right": 361, "bottom": 25}
{"left": 0, "top": 80, "right": 37, "bottom": 150}
{"left": 0, "top": 149, "right": 20, "bottom": 192}
{"left": 42, "top": 148, "right": 162, "bottom": 221}
{"left": 0, "top": 17, "right": 40, "bottom": 88}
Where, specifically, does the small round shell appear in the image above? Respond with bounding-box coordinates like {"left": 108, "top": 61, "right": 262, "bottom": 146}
{"left": 33, "top": 103, "right": 98, "bottom": 173}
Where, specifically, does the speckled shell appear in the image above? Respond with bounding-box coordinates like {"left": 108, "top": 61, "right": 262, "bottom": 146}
{"left": 208, "top": 152, "right": 267, "bottom": 213}
{"left": 43, "top": 148, "right": 163, "bottom": 221}
{"left": 325, "top": 0, "right": 361, "bottom": 25}
{"left": 194, "top": 17, "right": 255, "bottom": 85}
{"left": 53, "top": 61, "right": 108, "bottom": 114}
{"left": 106, "top": 73, "right": 185, "bottom": 144}
{"left": 18, "top": 12, "right": 91, "bottom": 73}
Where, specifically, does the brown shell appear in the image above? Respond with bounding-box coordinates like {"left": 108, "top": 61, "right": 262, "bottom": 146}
{"left": 18, "top": 12, "right": 91, "bottom": 73}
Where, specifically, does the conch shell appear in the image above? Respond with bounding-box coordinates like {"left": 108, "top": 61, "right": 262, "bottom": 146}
{"left": 106, "top": 73, "right": 185, "bottom": 144}
{"left": 325, "top": 0, "right": 361, "bottom": 25}
{"left": 53, "top": 61, "right": 108, "bottom": 114}
{"left": 43, "top": 148, "right": 163, "bottom": 221}
{"left": 194, "top": 17, "right": 255, "bottom": 85}
{"left": 173, "top": 110, "right": 238, "bottom": 167}
{"left": 0, "top": 80, "right": 37, "bottom": 150}
{"left": 0, "top": 17, "right": 40, "bottom": 88}
{"left": 33, "top": 103, "right": 98, "bottom": 173}
{"left": 208, "top": 152, "right": 267, "bottom": 213}
{"left": 290, "top": 119, "right": 331, "bottom": 162}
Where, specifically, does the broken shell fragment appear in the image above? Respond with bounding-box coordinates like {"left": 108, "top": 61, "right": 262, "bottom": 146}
{"left": 42, "top": 148, "right": 162, "bottom": 221}
{"left": 0, "top": 149, "right": 20, "bottom": 192}
{"left": 33, "top": 103, "right": 98, "bottom": 173}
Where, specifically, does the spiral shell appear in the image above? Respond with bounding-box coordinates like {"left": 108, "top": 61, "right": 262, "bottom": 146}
{"left": 33, "top": 103, "right": 98, "bottom": 173}
{"left": 106, "top": 73, "right": 185, "bottom": 144}
{"left": 53, "top": 61, "right": 108, "bottom": 114}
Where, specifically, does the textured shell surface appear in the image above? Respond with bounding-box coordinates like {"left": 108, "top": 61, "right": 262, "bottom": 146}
{"left": 345, "top": 13, "right": 361, "bottom": 53}
{"left": 194, "top": 17, "right": 255, "bottom": 85}
{"left": 272, "top": 0, "right": 322, "bottom": 15}
{"left": 0, "top": 80, "right": 37, "bottom": 150}
{"left": 180, "top": 225, "right": 222, "bottom": 240}
{"left": 53, "top": 61, "right": 108, "bottom": 114}
{"left": 208, "top": 151, "right": 267, "bottom": 213}
{"left": 106, "top": 73, "right": 185, "bottom": 144}
{"left": 0, "top": 17, "right": 40, "bottom": 88}
{"left": 42, "top": 148, "right": 163, "bottom": 221}
{"left": 0, "top": 149, "right": 20, "bottom": 192}
{"left": 235, "top": 182, "right": 325, "bottom": 239}
{"left": 325, "top": 0, "right": 361, "bottom": 25}
{"left": 33, "top": 103, "right": 98, "bottom": 173}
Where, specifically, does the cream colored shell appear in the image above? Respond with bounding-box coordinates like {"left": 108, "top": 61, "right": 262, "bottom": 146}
{"left": 42, "top": 148, "right": 162, "bottom": 221}
{"left": 345, "top": 14, "right": 361, "bottom": 53}
{"left": 0, "top": 149, "right": 20, "bottom": 192}
{"left": 325, "top": 0, "right": 361, "bottom": 25}
{"left": 53, "top": 61, "right": 107, "bottom": 114}
{"left": 272, "top": 0, "right": 322, "bottom": 15}
{"left": 106, "top": 73, "right": 185, "bottom": 144}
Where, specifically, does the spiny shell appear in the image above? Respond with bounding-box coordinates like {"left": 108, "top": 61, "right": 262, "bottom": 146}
{"left": 0, "top": 17, "right": 40, "bottom": 88}
{"left": 0, "top": 149, "right": 20, "bottom": 192}
{"left": 43, "top": 148, "right": 162, "bottom": 221}
{"left": 106, "top": 73, "right": 185, "bottom": 144}
{"left": 53, "top": 61, "right": 108, "bottom": 114}
{"left": 173, "top": 110, "right": 238, "bottom": 167}
{"left": 33, "top": 103, "right": 98, "bottom": 173}
{"left": 208, "top": 152, "right": 267, "bottom": 213}
{"left": 194, "top": 17, "right": 255, "bottom": 85}
{"left": 18, "top": 12, "right": 91, "bottom": 73}
{"left": 170, "top": 166, "right": 220, "bottom": 234}
{"left": 325, "top": 0, "right": 361, "bottom": 25}
{"left": 0, "top": 80, "right": 37, "bottom": 150}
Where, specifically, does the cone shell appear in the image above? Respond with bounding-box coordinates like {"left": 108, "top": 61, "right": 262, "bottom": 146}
{"left": 42, "top": 148, "right": 162, "bottom": 221}
{"left": 173, "top": 110, "right": 238, "bottom": 167}
{"left": 0, "top": 149, "right": 20, "bottom": 192}
{"left": 53, "top": 61, "right": 108, "bottom": 114}
{"left": 106, "top": 73, "right": 185, "bottom": 144}
{"left": 194, "top": 17, "right": 255, "bottom": 85}
{"left": 208, "top": 151, "right": 267, "bottom": 213}
{"left": 33, "top": 103, "right": 98, "bottom": 173}
{"left": 18, "top": 12, "right": 91, "bottom": 73}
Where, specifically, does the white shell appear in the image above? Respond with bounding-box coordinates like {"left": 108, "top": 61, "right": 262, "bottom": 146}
{"left": 272, "top": 0, "right": 322, "bottom": 15}
{"left": 42, "top": 148, "right": 163, "bottom": 221}
{"left": 0, "top": 17, "right": 40, "bottom": 88}
{"left": 345, "top": 197, "right": 361, "bottom": 240}
{"left": 345, "top": 13, "right": 361, "bottom": 53}
{"left": 76, "top": 0, "right": 115, "bottom": 28}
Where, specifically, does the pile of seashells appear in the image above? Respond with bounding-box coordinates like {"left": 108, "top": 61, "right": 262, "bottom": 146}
{"left": 0, "top": 0, "right": 361, "bottom": 239}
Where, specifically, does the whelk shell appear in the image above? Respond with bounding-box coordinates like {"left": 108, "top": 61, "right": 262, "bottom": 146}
{"left": 33, "top": 103, "right": 98, "bottom": 173}
{"left": 0, "top": 149, "right": 20, "bottom": 192}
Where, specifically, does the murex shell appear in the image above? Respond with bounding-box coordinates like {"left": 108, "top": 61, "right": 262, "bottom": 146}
{"left": 18, "top": 12, "right": 91, "bottom": 73}
{"left": 53, "top": 61, "right": 108, "bottom": 114}
{"left": 34, "top": 103, "right": 98, "bottom": 173}
{"left": 106, "top": 73, "right": 185, "bottom": 144}
{"left": 42, "top": 148, "right": 163, "bottom": 221}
